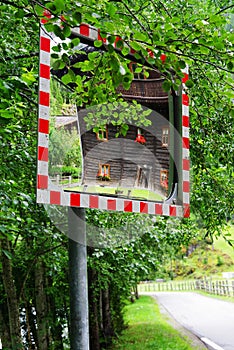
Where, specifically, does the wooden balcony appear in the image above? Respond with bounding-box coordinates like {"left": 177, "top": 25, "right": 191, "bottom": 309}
{"left": 117, "top": 78, "right": 168, "bottom": 104}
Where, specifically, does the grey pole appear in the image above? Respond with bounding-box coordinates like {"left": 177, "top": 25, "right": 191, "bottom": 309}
{"left": 68, "top": 207, "right": 90, "bottom": 350}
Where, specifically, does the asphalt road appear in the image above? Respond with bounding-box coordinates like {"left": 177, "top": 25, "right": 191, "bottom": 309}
{"left": 151, "top": 292, "right": 234, "bottom": 350}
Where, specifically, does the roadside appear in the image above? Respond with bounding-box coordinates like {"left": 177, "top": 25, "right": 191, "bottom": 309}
{"left": 149, "top": 293, "right": 207, "bottom": 350}
{"left": 147, "top": 291, "right": 234, "bottom": 350}
{"left": 110, "top": 295, "right": 206, "bottom": 350}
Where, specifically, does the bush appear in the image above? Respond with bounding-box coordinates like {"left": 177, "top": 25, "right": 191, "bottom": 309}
{"left": 49, "top": 166, "right": 80, "bottom": 178}
{"left": 61, "top": 166, "right": 80, "bottom": 177}
{"left": 216, "top": 256, "right": 224, "bottom": 266}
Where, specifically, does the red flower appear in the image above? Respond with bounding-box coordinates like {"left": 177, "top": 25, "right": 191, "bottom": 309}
{"left": 160, "top": 54, "right": 167, "bottom": 63}
{"left": 135, "top": 134, "right": 146, "bottom": 144}
{"left": 161, "top": 180, "right": 168, "bottom": 189}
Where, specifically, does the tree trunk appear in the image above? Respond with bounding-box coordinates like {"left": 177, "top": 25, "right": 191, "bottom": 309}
{"left": 88, "top": 266, "right": 100, "bottom": 350}
{"left": 26, "top": 300, "right": 38, "bottom": 350}
{"left": 1, "top": 238, "right": 23, "bottom": 348}
{"left": 0, "top": 295, "right": 11, "bottom": 349}
{"left": 102, "top": 287, "right": 114, "bottom": 347}
{"left": 35, "top": 260, "right": 50, "bottom": 350}
{"left": 134, "top": 284, "right": 139, "bottom": 299}
{"left": 48, "top": 290, "right": 64, "bottom": 350}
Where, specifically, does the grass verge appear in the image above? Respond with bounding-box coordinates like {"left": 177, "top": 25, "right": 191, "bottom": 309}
{"left": 65, "top": 185, "right": 164, "bottom": 201}
{"left": 110, "top": 296, "right": 201, "bottom": 350}
{"left": 195, "top": 290, "right": 234, "bottom": 303}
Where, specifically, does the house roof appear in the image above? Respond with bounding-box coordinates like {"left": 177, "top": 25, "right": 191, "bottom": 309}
{"left": 54, "top": 115, "right": 78, "bottom": 128}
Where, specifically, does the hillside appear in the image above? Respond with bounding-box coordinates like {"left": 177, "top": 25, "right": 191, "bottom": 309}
{"left": 170, "top": 226, "right": 234, "bottom": 280}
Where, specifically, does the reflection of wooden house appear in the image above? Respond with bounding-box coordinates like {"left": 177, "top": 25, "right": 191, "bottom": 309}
{"left": 52, "top": 48, "right": 176, "bottom": 198}
{"left": 78, "top": 70, "right": 172, "bottom": 197}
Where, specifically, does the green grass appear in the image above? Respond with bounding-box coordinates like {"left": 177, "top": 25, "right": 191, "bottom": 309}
{"left": 65, "top": 185, "right": 164, "bottom": 201}
{"left": 214, "top": 225, "right": 234, "bottom": 259}
{"left": 195, "top": 290, "right": 234, "bottom": 303}
{"left": 110, "top": 296, "right": 201, "bottom": 350}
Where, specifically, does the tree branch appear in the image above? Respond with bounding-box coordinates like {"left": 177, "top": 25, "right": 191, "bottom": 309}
{"left": 214, "top": 4, "right": 234, "bottom": 16}
{"left": 119, "top": 0, "right": 153, "bottom": 41}
{"left": 158, "top": 1, "right": 172, "bottom": 18}
{"left": 18, "top": 92, "right": 38, "bottom": 106}
{"left": 19, "top": 242, "right": 64, "bottom": 301}
{"left": 1, "top": 52, "right": 39, "bottom": 63}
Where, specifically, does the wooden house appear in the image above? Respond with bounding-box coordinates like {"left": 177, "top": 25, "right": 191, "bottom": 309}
{"left": 77, "top": 70, "right": 173, "bottom": 199}
{"left": 51, "top": 47, "right": 178, "bottom": 200}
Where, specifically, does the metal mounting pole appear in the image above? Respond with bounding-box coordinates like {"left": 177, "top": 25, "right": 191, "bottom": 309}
{"left": 68, "top": 207, "right": 89, "bottom": 350}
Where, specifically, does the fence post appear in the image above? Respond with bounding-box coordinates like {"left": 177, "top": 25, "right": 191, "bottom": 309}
{"left": 226, "top": 280, "right": 230, "bottom": 297}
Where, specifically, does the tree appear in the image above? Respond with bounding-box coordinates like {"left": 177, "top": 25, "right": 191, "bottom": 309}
{"left": 0, "top": 0, "right": 233, "bottom": 349}
{"left": 39, "top": 0, "right": 234, "bottom": 231}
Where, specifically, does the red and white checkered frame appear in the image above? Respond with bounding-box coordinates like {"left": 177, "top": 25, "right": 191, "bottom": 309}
{"left": 37, "top": 18, "right": 190, "bottom": 217}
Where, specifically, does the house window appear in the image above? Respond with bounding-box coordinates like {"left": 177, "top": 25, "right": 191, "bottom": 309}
{"left": 160, "top": 170, "right": 168, "bottom": 189}
{"left": 97, "top": 164, "right": 110, "bottom": 181}
{"left": 162, "top": 127, "right": 169, "bottom": 147}
{"left": 96, "top": 126, "right": 108, "bottom": 141}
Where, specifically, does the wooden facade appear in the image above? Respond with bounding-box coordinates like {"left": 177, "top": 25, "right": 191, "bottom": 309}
{"left": 78, "top": 71, "right": 171, "bottom": 198}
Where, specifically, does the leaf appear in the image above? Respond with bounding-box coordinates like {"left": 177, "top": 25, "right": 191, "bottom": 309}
{"left": 107, "top": 3, "right": 117, "bottom": 17}
{"left": 62, "top": 25, "right": 71, "bottom": 38}
{"left": 214, "top": 41, "right": 224, "bottom": 50}
{"left": 61, "top": 73, "right": 72, "bottom": 85}
{"left": 107, "top": 44, "right": 114, "bottom": 53}
{"left": 34, "top": 4, "right": 44, "bottom": 16}
{"left": 2, "top": 249, "right": 12, "bottom": 260}
{"left": 185, "top": 80, "right": 194, "bottom": 88}
{"left": 199, "top": 46, "right": 209, "bottom": 55}
{"left": 73, "top": 11, "right": 82, "bottom": 23}
{"left": 178, "top": 60, "right": 186, "bottom": 69}
{"left": 88, "top": 51, "right": 100, "bottom": 60}
{"left": 135, "top": 67, "right": 142, "bottom": 73}
{"left": 71, "top": 38, "right": 80, "bottom": 48}
{"left": 116, "top": 39, "right": 124, "bottom": 50}
{"left": 44, "top": 23, "right": 54, "bottom": 33}
{"left": 134, "top": 32, "right": 147, "bottom": 41}
{"left": 0, "top": 110, "right": 13, "bottom": 119}
{"left": 227, "top": 61, "right": 233, "bottom": 71}
{"left": 162, "top": 80, "right": 171, "bottom": 92}
{"left": 53, "top": 24, "right": 65, "bottom": 40}
{"left": 130, "top": 41, "right": 142, "bottom": 51}
{"left": 15, "top": 9, "right": 25, "bottom": 19}
{"left": 121, "top": 46, "right": 130, "bottom": 56}
{"left": 94, "top": 40, "right": 103, "bottom": 48}
{"left": 54, "top": 0, "right": 65, "bottom": 11}
{"left": 52, "top": 45, "right": 61, "bottom": 53}
{"left": 107, "top": 35, "right": 116, "bottom": 45}
{"left": 21, "top": 72, "right": 36, "bottom": 84}
{"left": 52, "top": 59, "right": 66, "bottom": 70}
{"left": 46, "top": 2, "right": 57, "bottom": 12}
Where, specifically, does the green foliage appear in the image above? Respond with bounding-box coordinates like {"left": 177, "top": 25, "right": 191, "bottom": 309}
{"left": 84, "top": 100, "right": 152, "bottom": 136}
{"left": 165, "top": 226, "right": 234, "bottom": 279}
{"left": 0, "top": 0, "right": 234, "bottom": 348}
{"left": 38, "top": 0, "right": 234, "bottom": 233}
{"left": 49, "top": 126, "right": 81, "bottom": 169}
{"left": 216, "top": 256, "right": 224, "bottom": 267}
